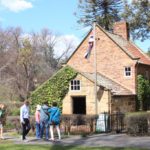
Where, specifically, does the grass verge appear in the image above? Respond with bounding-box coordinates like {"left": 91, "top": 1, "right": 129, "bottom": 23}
{"left": 0, "top": 141, "right": 149, "bottom": 150}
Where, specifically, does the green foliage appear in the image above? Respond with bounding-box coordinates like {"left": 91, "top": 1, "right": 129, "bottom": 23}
{"left": 137, "top": 75, "right": 150, "bottom": 111}
{"left": 122, "top": 0, "right": 150, "bottom": 41}
{"left": 18, "top": 38, "right": 32, "bottom": 65}
{"left": 75, "top": 0, "right": 123, "bottom": 30}
{"left": 76, "top": 0, "right": 150, "bottom": 42}
{"left": 30, "top": 66, "right": 77, "bottom": 109}
{"left": 146, "top": 49, "right": 150, "bottom": 57}
{"left": 76, "top": 0, "right": 122, "bottom": 30}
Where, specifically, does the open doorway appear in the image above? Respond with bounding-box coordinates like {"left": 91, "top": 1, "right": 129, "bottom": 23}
{"left": 72, "top": 96, "right": 86, "bottom": 114}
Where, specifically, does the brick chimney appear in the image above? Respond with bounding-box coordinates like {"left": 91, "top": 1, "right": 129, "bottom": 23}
{"left": 113, "top": 21, "right": 129, "bottom": 40}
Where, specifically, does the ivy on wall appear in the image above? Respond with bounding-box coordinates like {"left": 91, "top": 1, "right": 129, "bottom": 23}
{"left": 137, "top": 75, "right": 150, "bottom": 111}
{"left": 30, "top": 66, "right": 77, "bottom": 109}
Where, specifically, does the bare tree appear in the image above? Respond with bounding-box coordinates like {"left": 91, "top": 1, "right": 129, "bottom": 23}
{"left": 0, "top": 26, "right": 77, "bottom": 102}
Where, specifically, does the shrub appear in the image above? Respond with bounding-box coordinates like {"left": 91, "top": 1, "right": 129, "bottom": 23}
{"left": 10, "top": 108, "right": 20, "bottom": 116}
{"left": 5, "top": 116, "right": 35, "bottom": 134}
{"left": 61, "top": 114, "right": 97, "bottom": 134}
{"left": 125, "top": 112, "right": 149, "bottom": 136}
{"left": 6, "top": 102, "right": 22, "bottom": 116}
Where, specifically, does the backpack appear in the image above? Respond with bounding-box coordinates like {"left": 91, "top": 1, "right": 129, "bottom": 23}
{"left": 40, "top": 107, "right": 49, "bottom": 123}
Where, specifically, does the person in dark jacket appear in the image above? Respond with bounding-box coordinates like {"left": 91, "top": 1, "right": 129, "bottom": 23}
{"left": 20, "top": 100, "right": 31, "bottom": 141}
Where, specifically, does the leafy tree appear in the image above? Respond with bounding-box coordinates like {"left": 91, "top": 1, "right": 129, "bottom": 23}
{"left": 75, "top": 0, "right": 123, "bottom": 30}
{"left": 137, "top": 75, "right": 150, "bottom": 111}
{"left": 75, "top": 0, "right": 150, "bottom": 43}
{"left": 122, "top": 0, "right": 150, "bottom": 41}
{"left": 18, "top": 38, "right": 36, "bottom": 99}
{"left": 146, "top": 48, "right": 150, "bottom": 57}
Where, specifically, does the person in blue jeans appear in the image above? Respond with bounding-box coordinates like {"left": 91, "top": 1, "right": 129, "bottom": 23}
{"left": 35, "top": 105, "right": 41, "bottom": 139}
{"left": 40, "top": 102, "right": 49, "bottom": 140}
{"left": 48, "top": 102, "right": 61, "bottom": 141}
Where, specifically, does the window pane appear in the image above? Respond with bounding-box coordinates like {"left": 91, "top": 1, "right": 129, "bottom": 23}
{"left": 77, "top": 86, "right": 80, "bottom": 90}
{"left": 70, "top": 80, "right": 81, "bottom": 91}
{"left": 71, "top": 80, "right": 73, "bottom": 85}
{"left": 74, "top": 80, "right": 76, "bottom": 85}
{"left": 125, "top": 67, "right": 131, "bottom": 76}
{"left": 71, "top": 86, "right": 73, "bottom": 90}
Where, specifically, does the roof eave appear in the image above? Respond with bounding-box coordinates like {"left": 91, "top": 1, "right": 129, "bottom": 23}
{"left": 112, "top": 93, "right": 136, "bottom": 96}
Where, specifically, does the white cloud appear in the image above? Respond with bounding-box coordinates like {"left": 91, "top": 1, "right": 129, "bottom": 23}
{"left": 54, "top": 34, "right": 80, "bottom": 58}
{"left": 0, "top": 0, "right": 33, "bottom": 12}
{"left": 19, "top": 33, "right": 81, "bottom": 59}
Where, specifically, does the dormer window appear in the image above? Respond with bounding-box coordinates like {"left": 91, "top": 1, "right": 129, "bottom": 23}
{"left": 124, "top": 67, "right": 131, "bottom": 77}
{"left": 70, "top": 80, "right": 80, "bottom": 91}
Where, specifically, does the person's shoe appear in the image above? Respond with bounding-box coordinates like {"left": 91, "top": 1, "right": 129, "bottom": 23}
{"left": 23, "top": 139, "right": 29, "bottom": 142}
{"left": 49, "top": 138, "right": 55, "bottom": 142}
{"left": 0, "top": 136, "right": 4, "bottom": 140}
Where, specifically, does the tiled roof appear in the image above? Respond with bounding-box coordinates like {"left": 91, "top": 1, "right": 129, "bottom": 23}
{"left": 81, "top": 72, "right": 133, "bottom": 96}
{"left": 127, "top": 41, "right": 150, "bottom": 65}
{"left": 105, "top": 30, "right": 150, "bottom": 65}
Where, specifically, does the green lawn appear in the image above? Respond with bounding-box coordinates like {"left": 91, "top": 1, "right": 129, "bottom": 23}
{"left": 0, "top": 141, "right": 149, "bottom": 150}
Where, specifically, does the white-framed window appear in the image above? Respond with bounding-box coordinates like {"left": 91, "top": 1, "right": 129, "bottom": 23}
{"left": 124, "top": 67, "right": 131, "bottom": 77}
{"left": 70, "top": 80, "right": 80, "bottom": 91}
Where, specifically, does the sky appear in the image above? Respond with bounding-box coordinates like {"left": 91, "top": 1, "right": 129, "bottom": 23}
{"left": 0, "top": 0, "right": 149, "bottom": 53}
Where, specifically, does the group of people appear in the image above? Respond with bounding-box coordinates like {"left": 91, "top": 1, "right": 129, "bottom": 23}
{"left": 20, "top": 100, "right": 61, "bottom": 142}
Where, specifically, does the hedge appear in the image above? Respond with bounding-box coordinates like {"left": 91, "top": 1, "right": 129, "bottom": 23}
{"left": 125, "top": 112, "right": 150, "bottom": 136}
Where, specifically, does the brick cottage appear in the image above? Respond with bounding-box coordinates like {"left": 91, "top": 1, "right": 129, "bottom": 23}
{"left": 62, "top": 21, "right": 150, "bottom": 115}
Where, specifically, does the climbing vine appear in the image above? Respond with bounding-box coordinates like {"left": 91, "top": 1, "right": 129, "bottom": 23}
{"left": 137, "top": 75, "right": 150, "bottom": 111}
{"left": 30, "top": 66, "right": 77, "bottom": 110}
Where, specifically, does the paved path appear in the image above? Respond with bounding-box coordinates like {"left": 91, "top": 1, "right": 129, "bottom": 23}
{"left": 2, "top": 133, "right": 150, "bottom": 149}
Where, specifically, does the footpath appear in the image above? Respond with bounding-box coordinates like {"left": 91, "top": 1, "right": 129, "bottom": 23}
{"left": 2, "top": 133, "right": 150, "bottom": 149}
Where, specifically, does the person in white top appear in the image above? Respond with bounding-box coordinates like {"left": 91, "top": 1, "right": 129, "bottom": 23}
{"left": 20, "top": 100, "right": 31, "bottom": 140}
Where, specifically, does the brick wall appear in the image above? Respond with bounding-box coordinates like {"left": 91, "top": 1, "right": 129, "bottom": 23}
{"left": 67, "top": 26, "right": 136, "bottom": 94}
{"left": 111, "top": 96, "right": 136, "bottom": 113}
{"left": 137, "top": 64, "right": 150, "bottom": 79}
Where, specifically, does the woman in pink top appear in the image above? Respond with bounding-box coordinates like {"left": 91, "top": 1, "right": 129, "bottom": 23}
{"left": 35, "top": 105, "right": 41, "bottom": 139}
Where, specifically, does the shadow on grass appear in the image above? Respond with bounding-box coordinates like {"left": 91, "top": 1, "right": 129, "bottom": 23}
{"left": 49, "top": 135, "right": 148, "bottom": 150}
